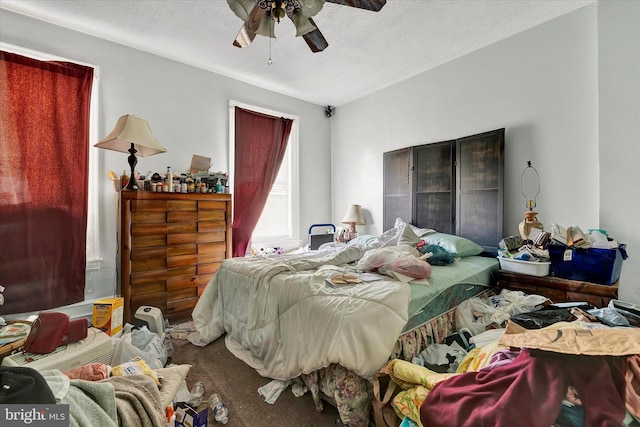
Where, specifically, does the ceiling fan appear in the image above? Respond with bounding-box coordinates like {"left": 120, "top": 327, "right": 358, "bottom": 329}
{"left": 227, "top": 0, "right": 386, "bottom": 52}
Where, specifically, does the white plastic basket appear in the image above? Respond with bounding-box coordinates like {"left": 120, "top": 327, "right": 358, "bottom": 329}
{"left": 497, "top": 257, "right": 550, "bottom": 277}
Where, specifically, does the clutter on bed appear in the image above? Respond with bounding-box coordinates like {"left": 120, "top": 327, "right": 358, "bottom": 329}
{"left": 357, "top": 246, "right": 432, "bottom": 280}
{"left": 188, "top": 217, "right": 500, "bottom": 426}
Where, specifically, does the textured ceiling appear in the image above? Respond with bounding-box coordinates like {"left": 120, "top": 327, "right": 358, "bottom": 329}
{"left": 0, "top": 0, "right": 594, "bottom": 106}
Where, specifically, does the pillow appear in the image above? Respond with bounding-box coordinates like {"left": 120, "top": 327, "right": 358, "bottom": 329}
{"left": 155, "top": 364, "right": 191, "bottom": 409}
{"left": 420, "top": 233, "right": 483, "bottom": 257}
{"left": 346, "top": 234, "right": 379, "bottom": 249}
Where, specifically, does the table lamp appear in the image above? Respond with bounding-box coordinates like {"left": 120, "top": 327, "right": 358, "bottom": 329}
{"left": 95, "top": 115, "right": 167, "bottom": 191}
{"left": 341, "top": 204, "right": 365, "bottom": 241}
{"left": 519, "top": 160, "right": 543, "bottom": 239}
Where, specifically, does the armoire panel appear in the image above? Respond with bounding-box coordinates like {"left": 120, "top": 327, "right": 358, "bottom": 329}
{"left": 415, "top": 193, "right": 453, "bottom": 234}
{"left": 384, "top": 128, "right": 504, "bottom": 255}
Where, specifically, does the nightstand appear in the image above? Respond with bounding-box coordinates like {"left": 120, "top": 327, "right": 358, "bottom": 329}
{"left": 498, "top": 270, "right": 618, "bottom": 307}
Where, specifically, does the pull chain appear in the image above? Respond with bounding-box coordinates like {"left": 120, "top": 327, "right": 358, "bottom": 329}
{"left": 267, "top": 18, "right": 273, "bottom": 65}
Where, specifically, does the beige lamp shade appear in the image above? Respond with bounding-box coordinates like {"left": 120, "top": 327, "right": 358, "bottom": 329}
{"left": 341, "top": 204, "right": 365, "bottom": 233}
{"left": 94, "top": 115, "right": 166, "bottom": 156}
{"left": 95, "top": 115, "right": 166, "bottom": 191}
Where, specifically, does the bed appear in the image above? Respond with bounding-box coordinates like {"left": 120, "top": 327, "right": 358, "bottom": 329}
{"left": 188, "top": 222, "right": 499, "bottom": 426}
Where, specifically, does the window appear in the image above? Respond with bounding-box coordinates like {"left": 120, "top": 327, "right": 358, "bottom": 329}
{"left": 228, "top": 101, "right": 300, "bottom": 251}
{"left": 1, "top": 43, "right": 102, "bottom": 299}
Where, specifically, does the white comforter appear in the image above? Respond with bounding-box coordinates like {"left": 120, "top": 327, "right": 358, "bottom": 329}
{"left": 188, "top": 246, "right": 411, "bottom": 380}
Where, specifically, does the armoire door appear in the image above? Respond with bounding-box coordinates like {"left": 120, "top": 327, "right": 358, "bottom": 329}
{"left": 413, "top": 141, "right": 455, "bottom": 234}
{"left": 383, "top": 148, "right": 412, "bottom": 231}
{"left": 456, "top": 128, "right": 504, "bottom": 254}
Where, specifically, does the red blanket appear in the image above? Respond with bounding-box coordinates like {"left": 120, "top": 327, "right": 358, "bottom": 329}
{"left": 420, "top": 349, "right": 626, "bottom": 427}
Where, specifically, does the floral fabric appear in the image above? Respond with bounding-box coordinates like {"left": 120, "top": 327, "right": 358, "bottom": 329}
{"left": 300, "top": 298, "right": 487, "bottom": 427}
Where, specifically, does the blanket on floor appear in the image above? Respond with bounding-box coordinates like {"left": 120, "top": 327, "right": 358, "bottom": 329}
{"left": 42, "top": 370, "right": 165, "bottom": 427}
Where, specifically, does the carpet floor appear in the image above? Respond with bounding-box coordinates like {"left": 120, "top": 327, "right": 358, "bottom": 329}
{"left": 170, "top": 335, "right": 342, "bottom": 427}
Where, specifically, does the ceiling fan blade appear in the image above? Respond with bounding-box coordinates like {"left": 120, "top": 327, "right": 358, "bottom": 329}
{"left": 302, "top": 19, "right": 328, "bottom": 53}
{"left": 325, "top": 0, "right": 386, "bottom": 12}
{"left": 232, "top": 4, "right": 267, "bottom": 48}
{"left": 233, "top": 24, "right": 254, "bottom": 48}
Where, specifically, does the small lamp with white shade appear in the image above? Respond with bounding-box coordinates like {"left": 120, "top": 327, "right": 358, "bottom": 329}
{"left": 341, "top": 204, "right": 365, "bottom": 242}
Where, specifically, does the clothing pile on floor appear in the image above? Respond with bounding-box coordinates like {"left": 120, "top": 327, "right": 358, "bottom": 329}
{"left": 379, "top": 296, "right": 640, "bottom": 427}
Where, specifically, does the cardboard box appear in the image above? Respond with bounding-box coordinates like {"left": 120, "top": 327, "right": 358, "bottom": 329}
{"left": 548, "top": 243, "right": 627, "bottom": 285}
{"left": 92, "top": 297, "right": 124, "bottom": 336}
{"left": 174, "top": 402, "right": 207, "bottom": 427}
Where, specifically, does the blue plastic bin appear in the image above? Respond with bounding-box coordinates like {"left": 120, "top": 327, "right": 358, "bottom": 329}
{"left": 548, "top": 243, "right": 627, "bottom": 285}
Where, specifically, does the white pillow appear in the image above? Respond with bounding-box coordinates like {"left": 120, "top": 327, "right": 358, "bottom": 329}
{"left": 155, "top": 364, "right": 191, "bottom": 408}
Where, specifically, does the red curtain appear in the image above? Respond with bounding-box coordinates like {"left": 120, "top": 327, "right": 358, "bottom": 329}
{"left": 233, "top": 107, "right": 293, "bottom": 257}
{"left": 0, "top": 51, "right": 93, "bottom": 314}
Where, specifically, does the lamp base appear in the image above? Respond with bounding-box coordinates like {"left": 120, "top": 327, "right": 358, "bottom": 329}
{"left": 123, "top": 177, "right": 139, "bottom": 191}
{"left": 518, "top": 211, "right": 543, "bottom": 240}
{"left": 122, "top": 142, "right": 139, "bottom": 191}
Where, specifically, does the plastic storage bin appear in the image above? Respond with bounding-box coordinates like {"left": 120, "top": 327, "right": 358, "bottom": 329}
{"left": 497, "top": 257, "right": 551, "bottom": 277}
{"left": 548, "top": 243, "right": 627, "bottom": 285}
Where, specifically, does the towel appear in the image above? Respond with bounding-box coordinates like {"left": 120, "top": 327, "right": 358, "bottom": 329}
{"left": 42, "top": 369, "right": 118, "bottom": 427}
{"left": 105, "top": 374, "right": 166, "bottom": 427}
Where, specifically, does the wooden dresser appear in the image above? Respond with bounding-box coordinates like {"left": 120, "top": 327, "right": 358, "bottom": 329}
{"left": 498, "top": 270, "right": 618, "bottom": 308}
{"left": 119, "top": 191, "right": 232, "bottom": 323}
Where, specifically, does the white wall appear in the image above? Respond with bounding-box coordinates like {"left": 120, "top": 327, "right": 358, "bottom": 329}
{"left": 2, "top": 0, "right": 638, "bottom": 315}
{"left": 0, "top": 10, "right": 333, "bottom": 313}
{"left": 331, "top": 2, "right": 640, "bottom": 303}
{"left": 597, "top": 0, "right": 640, "bottom": 303}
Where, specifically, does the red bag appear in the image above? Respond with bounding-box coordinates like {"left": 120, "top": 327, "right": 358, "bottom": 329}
{"left": 23, "top": 312, "right": 70, "bottom": 354}
{"left": 63, "top": 318, "right": 88, "bottom": 345}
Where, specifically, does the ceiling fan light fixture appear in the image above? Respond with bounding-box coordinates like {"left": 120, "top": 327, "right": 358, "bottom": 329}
{"left": 292, "top": 13, "right": 317, "bottom": 36}
{"left": 228, "top": 0, "right": 387, "bottom": 52}
{"left": 297, "top": 0, "right": 325, "bottom": 18}
{"left": 270, "top": 0, "right": 287, "bottom": 22}
{"left": 227, "top": 0, "right": 255, "bottom": 21}
{"left": 256, "top": 15, "right": 276, "bottom": 37}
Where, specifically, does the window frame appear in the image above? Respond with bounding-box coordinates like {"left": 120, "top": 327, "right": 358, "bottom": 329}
{"left": 228, "top": 100, "right": 301, "bottom": 250}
